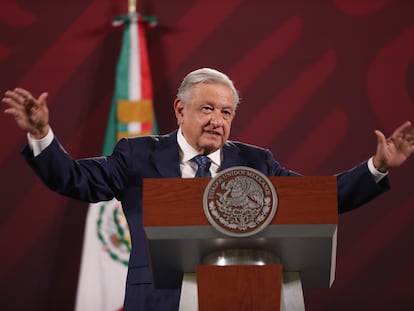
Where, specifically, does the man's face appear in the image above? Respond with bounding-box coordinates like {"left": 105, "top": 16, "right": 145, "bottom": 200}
{"left": 174, "top": 83, "right": 236, "bottom": 154}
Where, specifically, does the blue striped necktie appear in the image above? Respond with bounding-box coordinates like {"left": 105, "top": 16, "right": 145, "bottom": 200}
{"left": 192, "top": 155, "right": 212, "bottom": 177}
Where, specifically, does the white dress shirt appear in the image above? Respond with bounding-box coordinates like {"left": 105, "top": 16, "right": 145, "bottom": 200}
{"left": 176, "top": 127, "right": 221, "bottom": 178}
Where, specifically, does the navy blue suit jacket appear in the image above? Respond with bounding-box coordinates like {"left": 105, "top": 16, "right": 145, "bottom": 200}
{"left": 23, "top": 130, "right": 389, "bottom": 310}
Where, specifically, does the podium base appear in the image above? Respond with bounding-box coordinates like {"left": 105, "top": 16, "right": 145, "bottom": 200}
{"left": 179, "top": 271, "right": 305, "bottom": 311}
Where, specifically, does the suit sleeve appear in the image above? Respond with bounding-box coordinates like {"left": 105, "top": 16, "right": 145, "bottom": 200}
{"left": 22, "top": 138, "right": 131, "bottom": 202}
{"left": 336, "top": 161, "right": 390, "bottom": 213}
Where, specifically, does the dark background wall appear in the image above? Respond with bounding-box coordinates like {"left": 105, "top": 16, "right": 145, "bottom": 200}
{"left": 1, "top": 0, "right": 413, "bottom": 310}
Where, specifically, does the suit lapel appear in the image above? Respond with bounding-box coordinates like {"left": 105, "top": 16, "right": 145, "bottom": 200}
{"left": 151, "top": 131, "right": 181, "bottom": 178}
{"left": 221, "top": 141, "right": 247, "bottom": 170}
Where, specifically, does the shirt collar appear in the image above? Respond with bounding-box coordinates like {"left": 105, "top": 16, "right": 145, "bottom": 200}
{"left": 177, "top": 127, "right": 221, "bottom": 167}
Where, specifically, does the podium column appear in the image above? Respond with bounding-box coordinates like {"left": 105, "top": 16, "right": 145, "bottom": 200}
{"left": 179, "top": 270, "right": 305, "bottom": 311}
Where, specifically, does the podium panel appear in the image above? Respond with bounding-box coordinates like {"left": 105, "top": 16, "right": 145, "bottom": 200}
{"left": 143, "top": 176, "right": 338, "bottom": 289}
{"left": 197, "top": 264, "right": 283, "bottom": 311}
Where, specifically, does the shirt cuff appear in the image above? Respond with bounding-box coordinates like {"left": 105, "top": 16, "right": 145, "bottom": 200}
{"left": 27, "top": 128, "right": 54, "bottom": 157}
{"left": 367, "top": 156, "right": 388, "bottom": 183}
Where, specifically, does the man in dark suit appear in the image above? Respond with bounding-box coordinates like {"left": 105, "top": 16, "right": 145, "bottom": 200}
{"left": 3, "top": 68, "right": 414, "bottom": 310}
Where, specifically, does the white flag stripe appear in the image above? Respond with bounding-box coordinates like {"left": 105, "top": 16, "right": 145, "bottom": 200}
{"left": 128, "top": 122, "right": 142, "bottom": 133}
{"left": 129, "top": 16, "right": 141, "bottom": 100}
{"left": 75, "top": 201, "right": 128, "bottom": 311}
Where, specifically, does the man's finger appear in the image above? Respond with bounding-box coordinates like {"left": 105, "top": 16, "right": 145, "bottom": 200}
{"left": 14, "top": 87, "right": 33, "bottom": 100}
{"left": 374, "top": 129, "right": 386, "bottom": 144}
{"left": 393, "top": 121, "right": 412, "bottom": 136}
{"left": 30, "top": 92, "right": 49, "bottom": 111}
{"left": 14, "top": 88, "right": 37, "bottom": 109}
{"left": 38, "top": 92, "right": 48, "bottom": 105}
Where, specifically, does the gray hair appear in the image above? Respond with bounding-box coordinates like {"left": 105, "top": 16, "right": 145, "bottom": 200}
{"left": 176, "top": 68, "right": 240, "bottom": 109}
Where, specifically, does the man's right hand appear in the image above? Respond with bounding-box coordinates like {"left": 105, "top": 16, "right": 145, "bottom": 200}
{"left": 2, "top": 88, "right": 50, "bottom": 139}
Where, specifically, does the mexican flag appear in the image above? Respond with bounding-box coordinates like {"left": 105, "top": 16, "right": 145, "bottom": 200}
{"left": 75, "top": 12, "right": 157, "bottom": 311}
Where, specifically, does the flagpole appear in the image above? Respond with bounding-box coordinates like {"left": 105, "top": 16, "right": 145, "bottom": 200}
{"left": 128, "top": 0, "right": 136, "bottom": 13}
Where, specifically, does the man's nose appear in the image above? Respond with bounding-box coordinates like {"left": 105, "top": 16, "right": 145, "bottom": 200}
{"left": 210, "top": 110, "right": 224, "bottom": 127}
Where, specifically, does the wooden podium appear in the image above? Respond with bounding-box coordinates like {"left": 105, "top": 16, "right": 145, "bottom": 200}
{"left": 143, "top": 176, "right": 338, "bottom": 310}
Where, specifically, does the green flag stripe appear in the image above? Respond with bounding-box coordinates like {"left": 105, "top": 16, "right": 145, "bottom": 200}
{"left": 102, "top": 21, "right": 131, "bottom": 156}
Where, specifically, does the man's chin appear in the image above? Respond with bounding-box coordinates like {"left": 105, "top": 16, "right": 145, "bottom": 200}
{"left": 199, "top": 142, "right": 222, "bottom": 154}
{"left": 198, "top": 136, "right": 225, "bottom": 153}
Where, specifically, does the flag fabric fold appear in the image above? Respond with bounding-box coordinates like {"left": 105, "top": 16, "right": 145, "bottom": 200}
{"left": 75, "top": 13, "right": 157, "bottom": 311}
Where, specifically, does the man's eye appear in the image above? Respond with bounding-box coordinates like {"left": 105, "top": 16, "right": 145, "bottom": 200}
{"left": 223, "top": 110, "right": 233, "bottom": 118}
{"left": 201, "top": 106, "right": 213, "bottom": 112}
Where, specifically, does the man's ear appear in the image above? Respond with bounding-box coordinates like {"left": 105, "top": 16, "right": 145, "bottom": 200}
{"left": 174, "top": 98, "right": 184, "bottom": 123}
